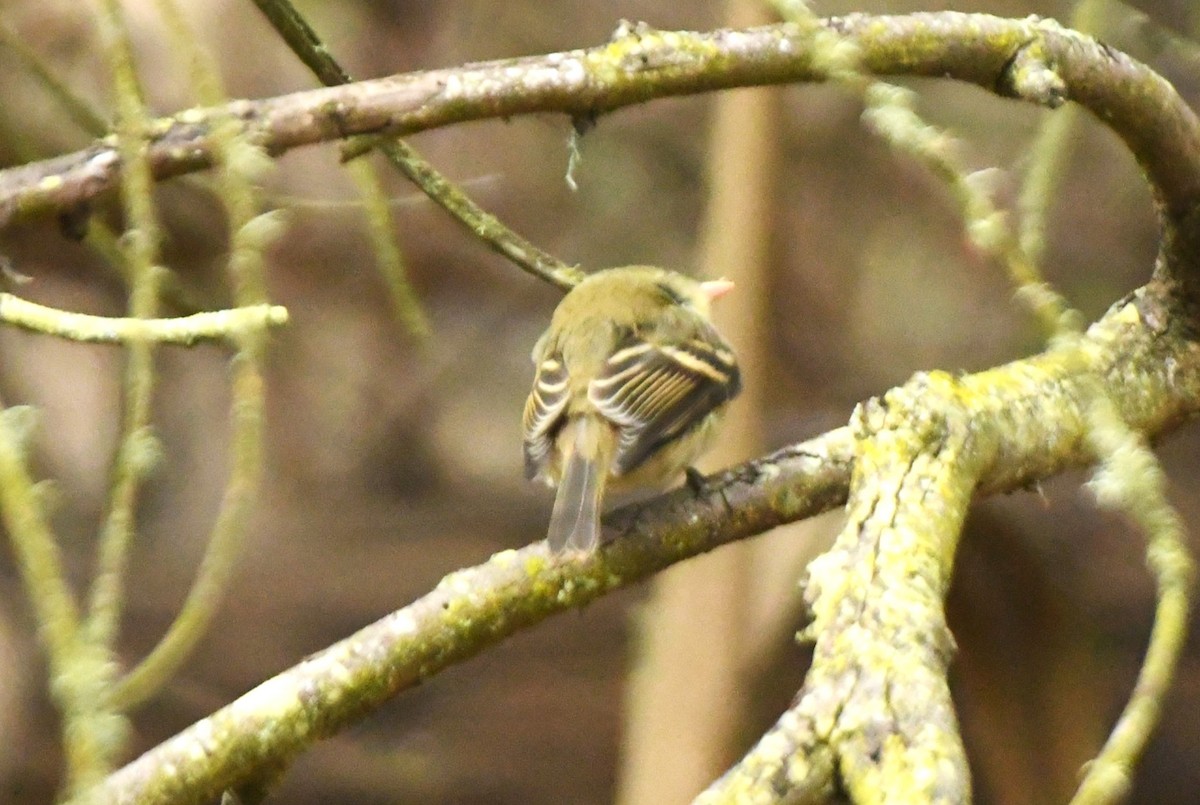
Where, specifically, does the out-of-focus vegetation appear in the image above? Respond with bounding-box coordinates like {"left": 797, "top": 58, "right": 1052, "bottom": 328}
{"left": 0, "top": 1, "right": 1197, "bottom": 802}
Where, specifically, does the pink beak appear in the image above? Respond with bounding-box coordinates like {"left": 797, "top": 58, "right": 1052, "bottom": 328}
{"left": 700, "top": 279, "right": 735, "bottom": 301}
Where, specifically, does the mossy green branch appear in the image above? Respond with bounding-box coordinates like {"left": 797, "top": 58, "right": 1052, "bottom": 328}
{"left": 62, "top": 0, "right": 167, "bottom": 792}
{"left": 704, "top": 372, "right": 984, "bottom": 804}
{"left": 697, "top": 292, "right": 1200, "bottom": 802}
{"left": 77, "top": 429, "right": 855, "bottom": 805}
{"left": 79, "top": 283, "right": 1200, "bottom": 804}
{"left": 0, "top": 406, "right": 134, "bottom": 792}
{"left": 0, "top": 405, "right": 82, "bottom": 707}
{"left": 85, "top": 0, "right": 168, "bottom": 652}
{"left": 1071, "top": 378, "right": 1195, "bottom": 804}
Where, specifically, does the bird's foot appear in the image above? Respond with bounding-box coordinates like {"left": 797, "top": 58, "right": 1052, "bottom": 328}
{"left": 684, "top": 466, "right": 708, "bottom": 495}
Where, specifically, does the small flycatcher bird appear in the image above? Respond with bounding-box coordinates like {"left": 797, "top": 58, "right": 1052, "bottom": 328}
{"left": 523, "top": 265, "right": 741, "bottom": 554}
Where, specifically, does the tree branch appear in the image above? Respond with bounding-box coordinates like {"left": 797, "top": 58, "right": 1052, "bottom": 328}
{"left": 20, "top": 11, "right": 1196, "bottom": 804}
{"left": 0, "top": 294, "right": 288, "bottom": 345}
{"left": 74, "top": 429, "right": 853, "bottom": 805}
{"left": 2, "top": 13, "right": 1196, "bottom": 247}
{"left": 75, "top": 275, "right": 1200, "bottom": 804}
{"left": 698, "top": 285, "right": 1200, "bottom": 803}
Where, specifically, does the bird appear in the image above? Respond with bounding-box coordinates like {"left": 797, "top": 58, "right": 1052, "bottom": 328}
{"left": 523, "top": 265, "right": 741, "bottom": 554}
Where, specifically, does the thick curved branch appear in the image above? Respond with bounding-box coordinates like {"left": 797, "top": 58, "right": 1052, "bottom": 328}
{"left": 77, "top": 432, "right": 855, "bottom": 805}
{"left": 701, "top": 377, "right": 987, "bottom": 804}
{"left": 76, "top": 281, "right": 1200, "bottom": 805}
{"left": 699, "top": 291, "right": 1200, "bottom": 803}
{"left": 2, "top": 13, "right": 1197, "bottom": 245}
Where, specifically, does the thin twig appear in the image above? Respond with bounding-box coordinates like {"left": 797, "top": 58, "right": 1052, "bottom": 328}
{"left": 0, "top": 404, "right": 83, "bottom": 715}
{"left": 345, "top": 158, "right": 431, "bottom": 337}
{"left": 85, "top": 0, "right": 167, "bottom": 658}
{"left": 0, "top": 14, "right": 109, "bottom": 136}
{"left": 250, "top": 0, "right": 581, "bottom": 291}
{"left": 0, "top": 294, "right": 288, "bottom": 344}
{"left": 1070, "top": 384, "right": 1195, "bottom": 804}
{"left": 109, "top": 0, "right": 279, "bottom": 711}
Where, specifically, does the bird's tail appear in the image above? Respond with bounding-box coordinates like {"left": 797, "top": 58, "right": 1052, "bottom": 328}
{"left": 547, "top": 417, "right": 608, "bottom": 553}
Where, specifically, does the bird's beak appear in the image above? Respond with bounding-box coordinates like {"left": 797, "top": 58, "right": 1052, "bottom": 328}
{"left": 700, "top": 279, "right": 735, "bottom": 301}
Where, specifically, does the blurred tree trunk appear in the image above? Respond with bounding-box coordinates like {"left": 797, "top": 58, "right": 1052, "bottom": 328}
{"left": 616, "top": 1, "right": 780, "bottom": 801}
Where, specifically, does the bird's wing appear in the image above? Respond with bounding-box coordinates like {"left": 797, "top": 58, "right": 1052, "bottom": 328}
{"left": 522, "top": 353, "right": 571, "bottom": 480}
{"left": 589, "top": 329, "right": 740, "bottom": 476}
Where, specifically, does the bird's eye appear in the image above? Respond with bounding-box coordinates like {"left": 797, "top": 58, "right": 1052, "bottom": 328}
{"left": 655, "top": 282, "right": 688, "bottom": 306}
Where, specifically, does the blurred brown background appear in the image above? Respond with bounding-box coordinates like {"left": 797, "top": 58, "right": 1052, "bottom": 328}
{"left": 0, "top": 0, "right": 1198, "bottom": 802}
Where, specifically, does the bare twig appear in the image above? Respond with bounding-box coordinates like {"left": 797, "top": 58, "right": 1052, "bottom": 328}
{"left": 0, "top": 295, "right": 287, "bottom": 344}
{"left": 250, "top": 0, "right": 581, "bottom": 291}
{"left": 0, "top": 14, "right": 109, "bottom": 136}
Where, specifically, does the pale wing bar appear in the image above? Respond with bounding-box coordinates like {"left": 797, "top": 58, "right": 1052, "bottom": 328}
{"left": 590, "top": 334, "right": 740, "bottom": 476}
{"left": 522, "top": 355, "right": 570, "bottom": 479}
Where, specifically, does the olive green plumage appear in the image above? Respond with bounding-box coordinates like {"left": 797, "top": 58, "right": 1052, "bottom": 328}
{"left": 523, "top": 266, "right": 741, "bottom": 553}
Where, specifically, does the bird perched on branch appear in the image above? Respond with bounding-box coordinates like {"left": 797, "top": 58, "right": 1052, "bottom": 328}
{"left": 523, "top": 265, "right": 741, "bottom": 554}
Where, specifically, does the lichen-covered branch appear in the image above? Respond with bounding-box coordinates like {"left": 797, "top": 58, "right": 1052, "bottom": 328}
{"left": 757, "top": 7, "right": 1192, "bottom": 800}
{"left": 74, "top": 431, "right": 854, "bottom": 805}
{"left": 696, "top": 288, "right": 1200, "bottom": 803}
{"left": 74, "top": 279, "right": 1200, "bottom": 804}
{"left": 700, "top": 373, "right": 986, "bottom": 805}
{"left": 1, "top": 13, "right": 1196, "bottom": 248}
